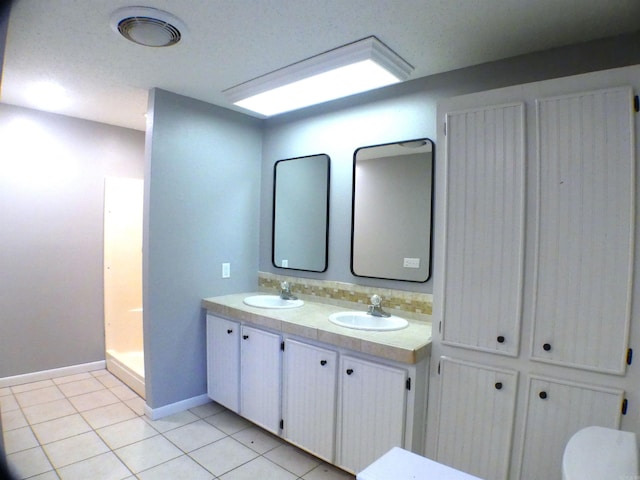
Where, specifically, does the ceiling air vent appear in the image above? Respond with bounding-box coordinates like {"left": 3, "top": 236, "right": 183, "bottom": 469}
{"left": 110, "top": 7, "right": 186, "bottom": 47}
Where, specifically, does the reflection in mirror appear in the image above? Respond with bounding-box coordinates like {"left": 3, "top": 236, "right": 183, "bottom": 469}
{"left": 351, "top": 139, "right": 433, "bottom": 282}
{"left": 273, "top": 154, "right": 330, "bottom": 272}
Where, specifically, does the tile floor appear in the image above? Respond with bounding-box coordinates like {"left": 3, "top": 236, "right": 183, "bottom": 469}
{"left": 0, "top": 369, "right": 355, "bottom": 480}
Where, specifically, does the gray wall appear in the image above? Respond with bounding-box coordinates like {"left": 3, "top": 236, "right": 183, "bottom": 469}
{"left": 259, "top": 31, "right": 640, "bottom": 294}
{"left": 0, "top": 104, "right": 144, "bottom": 377}
{"left": 144, "top": 89, "right": 262, "bottom": 409}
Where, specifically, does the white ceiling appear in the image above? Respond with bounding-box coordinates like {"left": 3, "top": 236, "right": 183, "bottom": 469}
{"left": 2, "top": 0, "right": 640, "bottom": 131}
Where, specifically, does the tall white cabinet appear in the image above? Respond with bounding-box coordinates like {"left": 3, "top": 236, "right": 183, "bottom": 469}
{"left": 428, "top": 67, "right": 638, "bottom": 480}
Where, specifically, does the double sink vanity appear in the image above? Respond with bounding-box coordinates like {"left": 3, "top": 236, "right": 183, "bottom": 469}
{"left": 202, "top": 292, "right": 431, "bottom": 474}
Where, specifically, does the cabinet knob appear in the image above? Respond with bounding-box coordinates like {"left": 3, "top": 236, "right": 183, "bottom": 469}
{"left": 346, "top": 368, "right": 354, "bottom": 375}
{"left": 227, "top": 329, "right": 233, "bottom": 334}
{"left": 543, "top": 343, "right": 552, "bottom": 351}
{"left": 242, "top": 335, "right": 249, "bottom": 340}
{"left": 320, "top": 360, "right": 327, "bottom": 366}
{"left": 495, "top": 382, "right": 503, "bottom": 390}
{"left": 497, "top": 336, "right": 505, "bottom": 344}
{"left": 539, "top": 391, "right": 548, "bottom": 400}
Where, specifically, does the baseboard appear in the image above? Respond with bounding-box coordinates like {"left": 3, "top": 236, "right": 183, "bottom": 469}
{"left": 0, "top": 361, "right": 106, "bottom": 388}
{"left": 105, "top": 354, "right": 145, "bottom": 400}
{"left": 144, "top": 393, "right": 211, "bottom": 420}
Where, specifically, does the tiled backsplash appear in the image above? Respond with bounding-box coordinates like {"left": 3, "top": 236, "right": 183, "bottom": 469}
{"left": 258, "top": 271, "right": 432, "bottom": 319}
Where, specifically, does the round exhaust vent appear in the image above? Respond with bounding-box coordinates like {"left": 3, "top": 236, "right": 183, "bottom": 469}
{"left": 110, "top": 7, "right": 186, "bottom": 47}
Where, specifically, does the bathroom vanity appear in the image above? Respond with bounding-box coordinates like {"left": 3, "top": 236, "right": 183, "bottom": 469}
{"left": 202, "top": 293, "right": 431, "bottom": 474}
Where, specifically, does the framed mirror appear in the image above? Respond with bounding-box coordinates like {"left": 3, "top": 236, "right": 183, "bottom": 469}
{"left": 351, "top": 138, "right": 433, "bottom": 282}
{"left": 273, "top": 154, "right": 330, "bottom": 272}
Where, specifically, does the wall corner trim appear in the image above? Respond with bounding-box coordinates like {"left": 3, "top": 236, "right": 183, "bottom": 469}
{"left": 144, "top": 393, "right": 211, "bottom": 420}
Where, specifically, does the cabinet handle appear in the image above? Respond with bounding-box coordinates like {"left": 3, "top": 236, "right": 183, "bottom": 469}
{"left": 497, "top": 336, "right": 505, "bottom": 344}
{"left": 495, "top": 382, "right": 503, "bottom": 390}
{"left": 242, "top": 335, "right": 249, "bottom": 340}
{"left": 320, "top": 360, "right": 327, "bottom": 366}
{"left": 543, "top": 343, "right": 552, "bottom": 351}
{"left": 227, "top": 329, "right": 233, "bottom": 334}
{"left": 539, "top": 391, "right": 548, "bottom": 400}
{"left": 346, "top": 368, "right": 354, "bottom": 375}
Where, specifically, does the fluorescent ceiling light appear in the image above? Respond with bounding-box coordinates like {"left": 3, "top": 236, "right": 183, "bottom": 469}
{"left": 224, "top": 36, "right": 413, "bottom": 116}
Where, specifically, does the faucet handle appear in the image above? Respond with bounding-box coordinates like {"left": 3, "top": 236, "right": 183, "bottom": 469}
{"left": 281, "top": 281, "right": 289, "bottom": 290}
{"left": 370, "top": 294, "right": 382, "bottom": 306}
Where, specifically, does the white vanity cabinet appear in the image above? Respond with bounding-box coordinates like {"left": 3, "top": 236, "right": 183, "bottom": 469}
{"left": 240, "top": 325, "right": 282, "bottom": 434}
{"left": 336, "top": 355, "right": 409, "bottom": 474}
{"left": 282, "top": 339, "right": 338, "bottom": 463}
{"left": 206, "top": 314, "right": 240, "bottom": 412}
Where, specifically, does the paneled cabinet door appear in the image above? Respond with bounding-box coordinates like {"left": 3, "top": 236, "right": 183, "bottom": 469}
{"left": 206, "top": 314, "right": 240, "bottom": 412}
{"left": 440, "top": 102, "right": 525, "bottom": 356}
{"left": 519, "top": 375, "right": 624, "bottom": 480}
{"left": 435, "top": 357, "right": 517, "bottom": 480}
{"left": 282, "top": 339, "right": 338, "bottom": 463}
{"left": 336, "top": 355, "right": 407, "bottom": 474}
{"left": 240, "top": 325, "right": 282, "bottom": 434}
{"left": 530, "top": 87, "right": 635, "bottom": 374}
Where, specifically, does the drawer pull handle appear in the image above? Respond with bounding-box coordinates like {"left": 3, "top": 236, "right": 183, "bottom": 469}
{"left": 497, "top": 336, "right": 505, "bottom": 343}
{"left": 539, "top": 391, "right": 548, "bottom": 400}
{"left": 242, "top": 335, "right": 249, "bottom": 340}
{"left": 320, "top": 360, "right": 327, "bottom": 366}
{"left": 346, "top": 368, "right": 354, "bottom": 375}
{"left": 495, "top": 382, "right": 503, "bottom": 390}
{"left": 227, "top": 329, "right": 233, "bottom": 334}
{"left": 543, "top": 343, "right": 552, "bottom": 351}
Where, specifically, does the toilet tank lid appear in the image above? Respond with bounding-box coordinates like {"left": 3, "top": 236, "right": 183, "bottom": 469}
{"left": 563, "top": 426, "right": 639, "bottom": 478}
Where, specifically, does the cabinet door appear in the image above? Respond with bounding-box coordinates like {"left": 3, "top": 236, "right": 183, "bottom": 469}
{"left": 283, "top": 339, "right": 337, "bottom": 462}
{"left": 531, "top": 87, "right": 634, "bottom": 374}
{"left": 206, "top": 314, "right": 240, "bottom": 412}
{"left": 519, "top": 375, "right": 624, "bottom": 480}
{"left": 240, "top": 325, "right": 281, "bottom": 434}
{"left": 337, "top": 355, "right": 407, "bottom": 474}
{"left": 441, "top": 102, "right": 525, "bottom": 356}
{"left": 435, "top": 357, "right": 517, "bottom": 480}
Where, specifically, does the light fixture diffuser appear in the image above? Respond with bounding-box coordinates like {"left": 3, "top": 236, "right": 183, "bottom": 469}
{"left": 224, "top": 36, "right": 413, "bottom": 116}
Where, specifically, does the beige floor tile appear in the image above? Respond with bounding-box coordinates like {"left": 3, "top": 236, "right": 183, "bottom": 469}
{"left": 232, "top": 426, "right": 283, "bottom": 454}
{"left": 22, "top": 398, "right": 76, "bottom": 424}
{"left": 0, "top": 386, "right": 11, "bottom": 396}
{"left": 56, "top": 451, "right": 132, "bottom": 480}
{"left": 144, "top": 410, "right": 199, "bottom": 433}
{"left": 164, "top": 419, "right": 227, "bottom": 452}
{"left": 264, "top": 443, "right": 322, "bottom": 477}
{"left": 114, "top": 435, "right": 183, "bottom": 474}
{"left": 57, "top": 377, "right": 106, "bottom": 397}
{"left": 31, "top": 414, "right": 92, "bottom": 445}
{"left": 190, "top": 437, "right": 258, "bottom": 476}
{"left": 189, "top": 401, "right": 225, "bottom": 418}
{"left": 0, "top": 394, "right": 19, "bottom": 413}
{"left": 95, "top": 373, "right": 126, "bottom": 389}
{"left": 27, "top": 471, "right": 61, "bottom": 479}
{"left": 110, "top": 384, "right": 139, "bottom": 401}
{"left": 52, "top": 372, "right": 93, "bottom": 385}
{"left": 15, "top": 385, "right": 64, "bottom": 408}
{"left": 81, "top": 402, "right": 137, "bottom": 429}
{"left": 97, "top": 417, "right": 159, "bottom": 450}
{"left": 4, "top": 426, "right": 40, "bottom": 454}
{"left": 6, "top": 446, "right": 54, "bottom": 478}
{"left": 11, "top": 380, "right": 55, "bottom": 394}
{"left": 303, "top": 463, "right": 355, "bottom": 480}
{"left": 124, "top": 397, "right": 146, "bottom": 416}
{"left": 43, "top": 430, "right": 110, "bottom": 469}
{"left": 68, "top": 389, "right": 120, "bottom": 412}
{"left": 220, "top": 456, "right": 298, "bottom": 480}
{"left": 1, "top": 408, "right": 28, "bottom": 431}
{"left": 137, "top": 455, "right": 214, "bottom": 480}
{"left": 204, "top": 410, "right": 251, "bottom": 435}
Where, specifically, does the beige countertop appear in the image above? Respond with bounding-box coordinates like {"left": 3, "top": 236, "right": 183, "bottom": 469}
{"left": 201, "top": 293, "right": 432, "bottom": 364}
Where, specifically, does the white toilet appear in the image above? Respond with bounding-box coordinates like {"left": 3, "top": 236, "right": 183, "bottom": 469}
{"left": 562, "top": 426, "right": 639, "bottom": 479}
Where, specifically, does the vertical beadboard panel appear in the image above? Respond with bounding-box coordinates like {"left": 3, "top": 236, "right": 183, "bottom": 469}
{"left": 442, "top": 102, "right": 525, "bottom": 355}
{"left": 531, "top": 87, "right": 635, "bottom": 374}
{"left": 337, "top": 356, "right": 407, "bottom": 474}
{"left": 283, "top": 340, "right": 337, "bottom": 462}
{"left": 206, "top": 314, "right": 240, "bottom": 412}
{"left": 240, "top": 325, "right": 281, "bottom": 434}
{"left": 435, "top": 357, "right": 517, "bottom": 480}
{"left": 519, "top": 375, "right": 624, "bottom": 480}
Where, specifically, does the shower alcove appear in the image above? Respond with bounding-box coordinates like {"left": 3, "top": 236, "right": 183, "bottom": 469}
{"left": 103, "top": 177, "right": 145, "bottom": 398}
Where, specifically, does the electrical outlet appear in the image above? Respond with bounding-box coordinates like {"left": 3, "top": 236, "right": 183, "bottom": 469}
{"left": 403, "top": 257, "right": 420, "bottom": 269}
{"left": 222, "top": 262, "right": 230, "bottom": 278}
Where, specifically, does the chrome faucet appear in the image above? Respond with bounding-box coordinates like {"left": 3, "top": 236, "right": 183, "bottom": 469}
{"left": 367, "top": 294, "right": 390, "bottom": 317}
{"left": 279, "top": 281, "right": 298, "bottom": 300}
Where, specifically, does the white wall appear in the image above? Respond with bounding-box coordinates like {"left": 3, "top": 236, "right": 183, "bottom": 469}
{"left": 143, "top": 89, "right": 263, "bottom": 409}
{"left": 0, "top": 104, "right": 144, "bottom": 377}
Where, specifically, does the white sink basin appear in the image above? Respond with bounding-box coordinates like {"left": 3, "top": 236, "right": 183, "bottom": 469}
{"left": 243, "top": 295, "right": 304, "bottom": 309}
{"left": 328, "top": 311, "right": 409, "bottom": 331}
